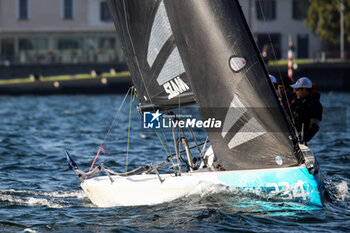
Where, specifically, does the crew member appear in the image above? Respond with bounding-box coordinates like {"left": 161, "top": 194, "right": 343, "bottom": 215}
{"left": 290, "top": 77, "right": 322, "bottom": 143}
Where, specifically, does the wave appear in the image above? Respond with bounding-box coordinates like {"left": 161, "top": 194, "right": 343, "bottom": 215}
{"left": 334, "top": 180, "right": 349, "bottom": 202}
{"left": 0, "top": 189, "right": 86, "bottom": 199}
{"left": 0, "top": 189, "right": 87, "bottom": 208}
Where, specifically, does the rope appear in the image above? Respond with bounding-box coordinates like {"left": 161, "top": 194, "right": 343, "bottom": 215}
{"left": 154, "top": 129, "right": 178, "bottom": 172}
{"left": 256, "top": 1, "right": 301, "bottom": 144}
{"left": 85, "top": 145, "right": 110, "bottom": 181}
{"left": 103, "top": 88, "right": 131, "bottom": 145}
{"left": 154, "top": 129, "right": 170, "bottom": 156}
{"left": 125, "top": 88, "right": 134, "bottom": 172}
{"left": 86, "top": 88, "right": 131, "bottom": 178}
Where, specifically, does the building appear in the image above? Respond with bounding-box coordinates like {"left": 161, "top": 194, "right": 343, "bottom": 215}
{"left": 240, "top": 0, "right": 322, "bottom": 59}
{"left": 0, "top": 0, "right": 321, "bottom": 66}
{"left": 0, "top": 0, "right": 123, "bottom": 65}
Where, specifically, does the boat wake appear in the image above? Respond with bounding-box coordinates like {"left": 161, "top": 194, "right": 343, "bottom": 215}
{"left": 182, "top": 182, "right": 322, "bottom": 215}
{"left": 334, "top": 180, "right": 349, "bottom": 201}
{"left": 324, "top": 179, "right": 349, "bottom": 203}
{"left": 0, "top": 189, "right": 87, "bottom": 208}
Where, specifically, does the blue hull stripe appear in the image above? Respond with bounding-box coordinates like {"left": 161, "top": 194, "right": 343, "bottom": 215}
{"left": 217, "top": 167, "right": 323, "bottom": 207}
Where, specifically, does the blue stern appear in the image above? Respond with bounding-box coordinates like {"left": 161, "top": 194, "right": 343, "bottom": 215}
{"left": 217, "top": 166, "right": 324, "bottom": 207}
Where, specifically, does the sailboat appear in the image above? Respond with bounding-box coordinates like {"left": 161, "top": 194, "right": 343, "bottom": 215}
{"left": 66, "top": 0, "right": 325, "bottom": 207}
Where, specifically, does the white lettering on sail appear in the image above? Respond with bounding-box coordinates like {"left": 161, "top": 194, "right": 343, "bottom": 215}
{"left": 163, "top": 77, "right": 189, "bottom": 99}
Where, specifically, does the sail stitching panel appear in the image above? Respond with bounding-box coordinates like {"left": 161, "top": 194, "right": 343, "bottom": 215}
{"left": 147, "top": 1, "right": 173, "bottom": 67}
{"left": 227, "top": 117, "right": 266, "bottom": 149}
{"left": 221, "top": 95, "right": 246, "bottom": 138}
{"left": 156, "top": 47, "right": 186, "bottom": 86}
{"left": 221, "top": 94, "right": 267, "bottom": 150}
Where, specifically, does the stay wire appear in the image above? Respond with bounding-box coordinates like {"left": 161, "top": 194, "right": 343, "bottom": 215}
{"left": 126, "top": 88, "right": 134, "bottom": 173}
{"left": 86, "top": 88, "right": 131, "bottom": 177}
{"left": 102, "top": 88, "right": 131, "bottom": 145}
{"left": 256, "top": 0, "right": 299, "bottom": 140}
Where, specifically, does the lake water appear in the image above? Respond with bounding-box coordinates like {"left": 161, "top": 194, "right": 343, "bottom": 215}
{"left": 0, "top": 93, "right": 349, "bottom": 232}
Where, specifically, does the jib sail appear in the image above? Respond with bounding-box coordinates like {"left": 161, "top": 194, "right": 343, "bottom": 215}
{"left": 108, "top": 0, "right": 195, "bottom": 111}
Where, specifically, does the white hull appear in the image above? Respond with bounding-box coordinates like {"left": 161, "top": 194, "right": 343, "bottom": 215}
{"left": 81, "top": 165, "right": 324, "bottom": 207}
{"left": 82, "top": 171, "right": 221, "bottom": 207}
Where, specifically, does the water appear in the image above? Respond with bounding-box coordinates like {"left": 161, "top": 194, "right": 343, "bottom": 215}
{"left": 0, "top": 93, "right": 349, "bottom": 232}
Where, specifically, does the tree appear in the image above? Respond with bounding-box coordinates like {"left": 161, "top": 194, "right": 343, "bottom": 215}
{"left": 306, "top": 0, "right": 350, "bottom": 44}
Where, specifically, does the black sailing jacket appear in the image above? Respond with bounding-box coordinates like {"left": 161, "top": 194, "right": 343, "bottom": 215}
{"left": 290, "top": 91, "right": 323, "bottom": 143}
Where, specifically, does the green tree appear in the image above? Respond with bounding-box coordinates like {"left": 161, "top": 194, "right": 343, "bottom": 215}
{"left": 306, "top": 0, "right": 350, "bottom": 44}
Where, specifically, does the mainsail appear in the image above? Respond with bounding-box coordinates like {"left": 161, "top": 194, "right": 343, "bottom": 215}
{"left": 108, "top": 0, "right": 195, "bottom": 110}
{"left": 164, "top": 0, "right": 301, "bottom": 169}
{"left": 108, "top": 0, "right": 301, "bottom": 170}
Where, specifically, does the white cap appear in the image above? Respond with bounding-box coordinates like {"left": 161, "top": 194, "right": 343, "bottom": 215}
{"left": 290, "top": 77, "right": 312, "bottom": 89}
{"left": 269, "top": 75, "right": 277, "bottom": 84}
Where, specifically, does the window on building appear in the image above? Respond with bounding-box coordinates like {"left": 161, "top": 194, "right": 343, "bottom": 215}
{"left": 18, "top": 0, "right": 29, "bottom": 20}
{"left": 63, "top": 0, "right": 74, "bottom": 19}
{"left": 87, "top": 37, "right": 116, "bottom": 63}
{"left": 57, "top": 38, "right": 80, "bottom": 50}
{"left": 1, "top": 39, "right": 15, "bottom": 63}
{"left": 100, "top": 1, "right": 112, "bottom": 22}
{"left": 297, "top": 34, "right": 309, "bottom": 58}
{"left": 292, "top": 0, "right": 309, "bottom": 20}
{"left": 256, "top": 0, "right": 276, "bottom": 21}
{"left": 18, "top": 38, "right": 48, "bottom": 64}
{"left": 56, "top": 38, "right": 81, "bottom": 63}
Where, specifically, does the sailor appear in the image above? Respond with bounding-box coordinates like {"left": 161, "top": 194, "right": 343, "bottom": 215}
{"left": 290, "top": 77, "right": 323, "bottom": 143}
{"left": 277, "top": 76, "right": 296, "bottom": 111}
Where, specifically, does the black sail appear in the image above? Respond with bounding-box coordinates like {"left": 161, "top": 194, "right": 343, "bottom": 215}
{"left": 164, "top": 0, "right": 300, "bottom": 169}
{"left": 107, "top": 0, "right": 195, "bottom": 110}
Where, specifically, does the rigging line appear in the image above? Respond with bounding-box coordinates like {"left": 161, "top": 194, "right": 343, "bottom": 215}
{"left": 256, "top": 0, "right": 300, "bottom": 141}
{"left": 256, "top": 0, "right": 283, "bottom": 80}
{"left": 154, "top": 128, "right": 178, "bottom": 172}
{"left": 188, "top": 127, "right": 205, "bottom": 160}
{"left": 85, "top": 88, "right": 131, "bottom": 179}
{"left": 154, "top": 129, "right": 170, "bottom": 156}
{"left": 102, "top": 88, "right": 131, "bottom": 145}
{"left": 126, "top": 88, "right": 134, "bottom": 173}
{"left": 256, "top": 0, "right": 292, "bottom": 108}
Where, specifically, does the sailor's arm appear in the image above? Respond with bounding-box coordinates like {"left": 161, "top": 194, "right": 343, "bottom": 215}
{"left": 304, "top": 101, "right": 323, "bottom": 142}
{"left": 304, "top": 118, "right": 320, "bottom": 142}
